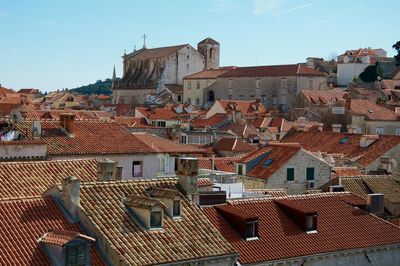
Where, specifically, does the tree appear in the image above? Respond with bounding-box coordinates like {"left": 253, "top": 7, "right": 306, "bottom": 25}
{"left": 359, "top": 62, "right": 382, "bottom": 82}
{"left": 393, "top": 41, "right": 400, "bottom": 66}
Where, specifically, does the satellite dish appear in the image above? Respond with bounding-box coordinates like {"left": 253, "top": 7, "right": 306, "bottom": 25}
{"left": 10, "top": 109, "right": 22, "bottom": 123}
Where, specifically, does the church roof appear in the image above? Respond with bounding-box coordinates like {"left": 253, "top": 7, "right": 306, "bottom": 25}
{"left": 124, "top": 44, "right": 188, "bottom": 60}
{"left": 198, "top": 37, "right": 219, "bottom": 45}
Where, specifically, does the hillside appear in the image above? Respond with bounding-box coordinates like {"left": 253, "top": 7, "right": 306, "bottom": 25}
{"left": 70, "top": 78, "right": 115, "bottom": 95}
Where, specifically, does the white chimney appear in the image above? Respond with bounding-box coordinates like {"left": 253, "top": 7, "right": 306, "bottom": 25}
{"left": 331, "top": 124, "right": 341, "bottom": 133}
{"left": 61, "top": 176, "right": 80, "bottom": 221}
{"left": 97, "top": 159, "right": 117, "bottom": 181}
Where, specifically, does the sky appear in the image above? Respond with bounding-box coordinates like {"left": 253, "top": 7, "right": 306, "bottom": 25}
{"left": 0, "top": 0, "right": 399, "bottom": 92}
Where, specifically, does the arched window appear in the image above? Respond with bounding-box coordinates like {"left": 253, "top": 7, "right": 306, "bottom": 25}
{"left": 208, "top": 90, "right": 215, "bottom": 102}
{"left": 209, "top": 48, "right": 214, "bottom": 59}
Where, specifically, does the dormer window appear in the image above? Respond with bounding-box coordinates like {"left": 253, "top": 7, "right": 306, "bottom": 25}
{"left": 173, "top": 200, "right": 181, "bottom": 216}
{"left": 66, "top": 243, "right": 87, "bottom": 265}
{"left": 246, "top": 221, "right": 258, "bottom": 239}
{"left": 306, "top": 215, "right": 317, "bottom": 232}
{"left": 150, "top": 211, "right": 163, "bottom": 228}
{"left": 148, "top": 187, "right": 182, "bottom": 219}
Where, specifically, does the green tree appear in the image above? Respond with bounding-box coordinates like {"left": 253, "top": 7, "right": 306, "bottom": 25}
{"left": 393, "top": 41, "right": 400, "bottom": 66}
{"left": 359, "top": 62, "right": 382, "bottom": 82}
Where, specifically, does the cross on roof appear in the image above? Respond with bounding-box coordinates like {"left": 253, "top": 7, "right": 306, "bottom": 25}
{"left": 142, "top": 33, "right": 147, "bottom": 49}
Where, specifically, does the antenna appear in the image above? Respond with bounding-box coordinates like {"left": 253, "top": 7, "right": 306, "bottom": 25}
{"left": 142, "top": 33, "right": 147, "bottom": 49}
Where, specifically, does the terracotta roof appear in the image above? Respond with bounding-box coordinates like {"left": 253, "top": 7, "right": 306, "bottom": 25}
{"left": 301, "top": 89, "right": 346, "bottom": 105}
{"left": 136, "top": 106, "right": 179, "bottom": 120}
{"left": 184, "top": 67, "right": 235, "bottom": 80}
{"left": 215, "top": 138, "right": 257, "bottom": 153}
{"left": 0, "top": 87, "right": 15, "bottom": 94}
{"left": 216, "top": 99, "right": 267, "bottom": 117}
{"left": 332, "top": 167, "right": 364, "bottom": 177}
{"left": 191, "top": 113, "right": 228, "bottom": 127}
{"left": 219, "top": 64, "right": 325, "bottom": 78}
{"left": 197, "top": 157, "right": 239, "bottom": 173}
{"left": 165, "top": 84, "right": 183, "bottom": 94}
{"left": 198, "top": 177, "right": 214, "bottom": 187}
{"left": 132, "top": 133, "right": 207, "bottom": 154}
{"left": 148, "top": 187, "right": 180, "bottom": 199}
{"left": 124, "top": 194, "right": 166, "bottom": 209}
{"left": 244, "top": 188, "right": 288, "bottom": 197}
{"left": 14, "top": 120, "right": 155, "bottom": 156}
{"left": 113, "top": 116, "right": 149, "bottom": 127}
{"left": 37, "top": 110, "right": 113, "bottom": 120}
{"left": 0, "top": 159, "right": 98, "bottom": 199}
{"left": 79, "top": 179, "right": 237, "bottom": 265}
{"left": 240, "top": 144, "right": 301, "bottom": 179}
{"left": 125, "top": 44, "right": 187, "bottom": 60}
{"left": 0, "top": 197, "right": 105, "bottom": 265}
{"left": 349, "top": 99, "right": 400, "bottom": 121}
{"left": 202, "top": 193, "right": 400, "bottom": 264}
{"left": 282, "top": 131, "right": 400, "bottom": 167}
{"left": 17, "top": 88, "right": 39, "bottom": 94}
{"left": 40, "top": 229, "right": 94, "bottom": 247}
{"left": 362, "top": 176, "right": 400, "bottom": 203}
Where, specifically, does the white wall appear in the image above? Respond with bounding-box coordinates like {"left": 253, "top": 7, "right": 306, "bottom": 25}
{"left": 0, "top": 144, "right": 47, "bottom": 159}
{"left": 337, "top": 63, "right": 370, "bottom": 86}
{"left": 52, "top": 153, "right": 159, "bottom": 179}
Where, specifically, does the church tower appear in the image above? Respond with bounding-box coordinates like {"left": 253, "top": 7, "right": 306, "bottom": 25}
{"left": 111, "top": 65, "right": 116, "bottom": 89}
{"left": 197, "top": 37, "right": 220, "bottom": 70}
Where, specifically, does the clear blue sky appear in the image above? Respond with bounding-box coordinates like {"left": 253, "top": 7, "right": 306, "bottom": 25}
{"left": 1, "top": 0, "right": 399, "bottom": 92}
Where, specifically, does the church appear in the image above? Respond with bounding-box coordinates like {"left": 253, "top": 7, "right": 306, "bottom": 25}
{"left": 111, "top": 37, "right": 220, "bottom": 105}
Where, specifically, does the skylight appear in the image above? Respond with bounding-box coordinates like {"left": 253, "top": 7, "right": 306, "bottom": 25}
{"left": 261, "top": 159, "right": 274, "bottom": 168}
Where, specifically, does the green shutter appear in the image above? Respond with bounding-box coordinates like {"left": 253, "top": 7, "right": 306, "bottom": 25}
{"left": 306, "top": 167, "right": 315, "bottom": 181}
{"left": 287, "top": 168, "right": 294, "bottom": 181}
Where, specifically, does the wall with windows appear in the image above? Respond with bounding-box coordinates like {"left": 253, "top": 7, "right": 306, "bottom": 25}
{"left": 242, "top": 149, "right": 331, "bottom": 194}
{"left": 183, "top": 78, "right": 217, "bottom": 106}
{"left": 365, "top": 120, "right": 400, "bottom": 136}
{"left": 52, "top": 154, "right": 158, "bottom": 179}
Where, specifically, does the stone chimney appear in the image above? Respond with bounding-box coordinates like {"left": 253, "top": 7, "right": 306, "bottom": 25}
{"left": 347, "top": 124, "right": 357, "bottom": 134}
{"left": 297, "top": 117, "right": 306, "bottom": 131}
{"left": 60, "top": 113, "right": 76, "bottom": 135}
{"left": 97, "top": 159, "right": 117, "bottom": 181}
{"left": 177, "top": 157, "right": 199, "bottom": 205}
{"left": 331, "top": 124, "right": 342, "bottom": 133}
{"left": 61, "top": 176, "right": 80, "bottom": 221}
{"left": 114, "top": 166, "right": 123, "bottom": 180}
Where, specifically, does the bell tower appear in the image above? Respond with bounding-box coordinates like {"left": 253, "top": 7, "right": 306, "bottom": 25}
{"left": 197, "top": 37, "right": 220, "bottom": 70}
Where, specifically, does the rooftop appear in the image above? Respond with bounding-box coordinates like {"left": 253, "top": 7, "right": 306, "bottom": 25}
{"left": 78, "top": 178, "right": 237, "bottom": 265}
{"left": 202, "top": 193, "right": 400, "bottom": 264}
{"left": 349, "top": 99, "right": 400, "bottom": 121}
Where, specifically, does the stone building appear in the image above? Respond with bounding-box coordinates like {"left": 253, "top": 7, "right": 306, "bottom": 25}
{"left": 204, "top": 64, "right": 326, "bottom": 111}
{"left": 112, "top": 37, "right": 220, "bottom": 106}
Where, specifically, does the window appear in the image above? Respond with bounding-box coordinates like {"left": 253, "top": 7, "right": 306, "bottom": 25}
{"left": 256, "top": 78, "right": 261, "bottom": 89}
{"left": 173, "top": 200, "right": 181, "bottom": 216}
{"left": 309, "top": 79, "right": 314, "bottom": 89}
{"left": 246, "top": 221, "right": 258, "bottom": 239}
{"left": 196, "top": 81, "right": 200, "bottom": 90}
{"left": 188, "top": 82, "right": 191, "bottom": 90}
{"left": 180, "top": 135, "right": 187, "bottom": 144}
{"left": 396, "top": 128, "right": 400, "bottom": 136}
{"left": 208, "top": 90, "right": 215, "bottom": 102}
{"left": 177, "top": 95, "right": 182, "bottom": 102}
{"left": 65, "top": 243, "right": 87, "bottom": 266}
{"left": 150, "top": 211, "right": 162, "bottom": 228}
{"left": 196, "top": 98, "right": 200, "bottom": 105}
{"left": 287, "top": 168, "right": 295, "bottom": 181}
{"left": 376, "top": 127, "right": 384, "bottom": 135}
{"left": 228, "top": 79, "right": 233, "bottom": 89}
{"left": 158, "top": 156, "right": 168, "bottom": 173}
{"left": 306, "top": 167, "right": 315, "bottom": 181}
{"left": 306, "top": 215, "right": 316, "bottom": 231}
{"left": 237, "top": 164, "right": 243, "bottom": 175}
{"left": 156, "top": 121, "right": 166, "bottom": 127}
{"left": 272, "top": 96, "right": 277, "bottom": 105}
{"left": 132, "top": 161, "right": 143, "bottom": 177}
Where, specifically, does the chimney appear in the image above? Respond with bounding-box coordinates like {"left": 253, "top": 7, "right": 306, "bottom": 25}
{"left": 211, "top": 154, "right": 215, "bottom": 174}
{"left": 347, "top": 124, "right": 357, "bottom": 134}
{"left": 360, "top": 135, "right": 379, "bottom": 148}
{"left": 317, "top": 123, "right": 323, "bottom": 132}
{"left": 379, "top": 156, "right": 392, "bottom": 173}
{"left": 97, "top": 159, "right": 117, "bottom": 181}
{"left": 297, "top": 117, "right": 306, "bottom": 131}
{"left": 60, "top": 113, "right": 76, "bottom": 135}
{"left": 331, "top": 124, "right": 342, "bottom": 133}
{"left": 61, "top": 176, "right": 80, "bottom": 221}
{"left": 177, "top": 157, "right": 199, "bottom": 205}
{"left": 114, "top": 166, "right": 123, "bottom": 180}
{"left": 345, "top": 95, "right": 351, "bottom": 111}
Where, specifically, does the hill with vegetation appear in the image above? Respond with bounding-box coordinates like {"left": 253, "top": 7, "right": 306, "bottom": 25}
{"left": 69, "top": 78, "right": 116, "bottom": 95}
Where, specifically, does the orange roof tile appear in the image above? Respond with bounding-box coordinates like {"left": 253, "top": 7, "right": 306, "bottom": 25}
{"left": 191, "top": 113, "right": 228, "bottom": 127}
{"left": 219, "top": 64, "right": 325, "bottom": 78}
{"left": 350, "top": 99, "right": 400, "bottom": 121}
{"left": 136, "top": 106, "right": 179, "bottom": 120}
{"left": 332, "top": 167, "right": 364, "bottom": 177}
{"left": 14, "top": 120, "right": 155, "bottom": 156}
{"left": 217, "top": 99, "right": 267, "bottom": 117}
{"left": 197, "top": 156, "right": 239, "bottom": 173}
{"left": 215, "top": 138, "right": 257, "bottom": 153}
{"left": 0, "top": 197, "right": 105, "bottom": 265}
{"left": 184, "top": 67, "right": 236, "bottom": 80}
{"left": 0, "top": 159, "right": 98, "bottom": 199}
{"left": 202, "top": 193, "right": 400, "bottom": 264}
{"left": 282, "top": 131, "right": 400, "bottom": 167}
{"left": 79, "top": 179, "right": 237, "bottom": 265}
